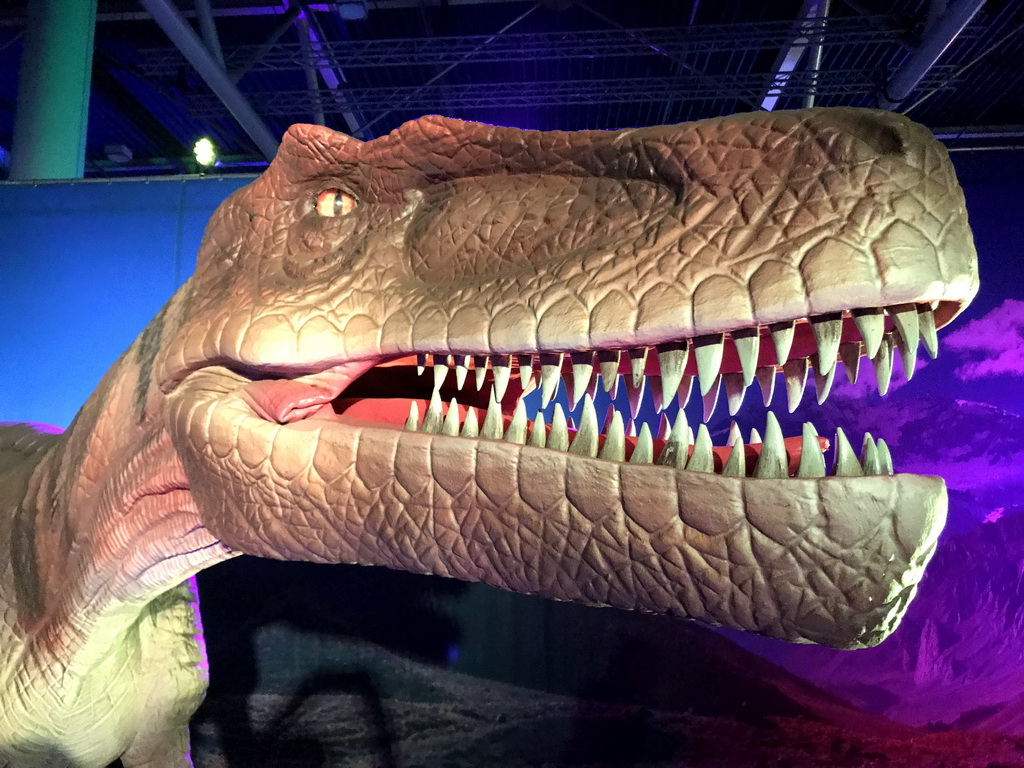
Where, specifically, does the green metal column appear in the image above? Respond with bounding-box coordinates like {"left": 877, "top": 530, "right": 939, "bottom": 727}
{"left": 10, "top": 0, "right": 97, "bottom": 180}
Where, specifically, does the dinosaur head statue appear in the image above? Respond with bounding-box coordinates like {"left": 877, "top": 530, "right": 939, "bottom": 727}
{"left": 156, "top": 107, "right": 977, "bottom": 650}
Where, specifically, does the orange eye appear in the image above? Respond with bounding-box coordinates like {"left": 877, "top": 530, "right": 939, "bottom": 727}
{"left": 315, "top": 188, "right": 357, "bottom": 217}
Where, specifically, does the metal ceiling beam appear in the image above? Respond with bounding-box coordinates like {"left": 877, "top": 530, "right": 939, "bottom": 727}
{"left": 138, "top": 0, "right": 279, "bottom": 161}
{"left": 761, "top": 0, "right": 830, "bottom": 111}
{"left": 194, "top": 0, "right": 225, "bottom": 69}
{"left": 877, "top": 0, "right": 986, "bottom": 110}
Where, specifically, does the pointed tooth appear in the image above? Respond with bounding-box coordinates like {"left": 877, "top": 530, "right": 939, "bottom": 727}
{"left": 871, "top": 334, "right": 894, "bottom": 396}
{"left": 504, "top": 399, "right": 528, "bottom": 444}
{"left": 517, "top": 354, "right": 535, "bottom": 387}
{"left": 625, "top": 418, "right": 637, "bottom": 438}
{"left": 528, "top": 411, "right": 546, "bottom": 447}
{"left": 877, "top": 438, "right": 894, "bottom": 474}
{"left": 812, "top": 354, "right": 836, "bottom": 404}
{"left": 727, "top": 420, "right": 743, "bottom": 447}
{"left": 630, "top": 423, "right": 654, "bottom": 464}
{"left": 568, "top": 395, "right": 599, "bottom": 457}
{"left": 629, "top": 347, "right": 648, "bottom": 388}
{"left": 832, "top": 427, "right": 862, "bottom": 476}
{"left": 539, "top": 353, "right": 563, "bottom": 408}
{"left": 890, "top": 304, "right": 919, "bottom": 380}
{"left": 474, "top": 355, "right": 488, "bottom": 390}
{"left": 722, "top": 444, "right": 745, "bottom": 477}
{"left": 598, "top": 350, "right": 621, "bottom": 393}
{"left": 732, "top": 329, "right": 760, "bottom": 387}
{"left": 853, "top": 308, "right": 884, "bottom": 358}
{"left": 586, "top": 370, "right": 600, "bottom": 402}
{"left": 491, "top": 355, "right": 512, "bottom": 402}
{"left": 625, "top": 375, "right": 646, "bottom": 420}
{"left": 796, "top": 422, "right": 825, "bottom": 478}
{"left": 416, "top": 353, "right": 427, "bottom": 376}
{"left": 918, "top": 306, "right": 939, "bottom": 359}
{"left": 480, "top": 392, "right": 504, "bottom": 439}
{"left": 687, "top": 426, "right": 695, "bottom": 446}
{"left": 693, "top": 334, "right": 725, "bottom": 396}
{"left": 749, "top": 427, "right": 762, "bottom": 444}
{"left": 783, "top": 358, "right": 808, "bottom": 412}
{"left": 461, "top": 406, "right": 479, "bottom": 438}
{"left": 404, "top": 400, "right": 419, "bottom": 431}
{"left": 548, "top": 404, "right": 569, "bottom": 452}
{"left": 861, "top": 432, "right": 881, "bottom": 475}
{"left": 723, "top": 372, "right": 746, "bottom": 416}
{"left": 810, "top": 314, "right": 842, "bottom": 376}
{"left": 422, "top": 389, "right": 444, "bottom": 433}
{"left": 656, "top": 410, "right": 690, "bottom": 469}
{"left": 839, "top": 342, "right": 861, "bottom": 384}
{"left": 657, "top": 343, "right": 688, "bottom": 408}
{"left": 769, "top": 321, "right": 795, "bottom": 365}
{"left": 658, "top": 413, "right": 671, "bottom": 440}
{"left": 598, "top": 409, "right": 625, "bottom": 461}
{"left": 753, "top": 412, "right": 788, "bottom": 478}
{"left": 567, "top": 416, "right": 577, "bottom": 430}
{"left": 570, "top": 351, "right": 595, "bottom": 410}
{"left": 453, "top": 356, "right": 470, "bottom": 390}
{"left": 441, "top": 398, "right": 461, "bottom": 436}
{"left": 677, "top": 375, "right": 694, "bottom": 408}
{"left": 433, "top": 356, "right": 449, "bottom": 391}
{"left": 756, "top": 366, "right": 776, "bottom": 406}
{"left": 687, "top": 424, "right": 715, "bottom": 472}
{"left": 702, "top": 374, "right": 721, "bottom": 421}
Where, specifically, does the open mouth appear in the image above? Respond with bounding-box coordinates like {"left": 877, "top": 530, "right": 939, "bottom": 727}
{"left": 236, "top": 299, "right": 954, "bottom": 478}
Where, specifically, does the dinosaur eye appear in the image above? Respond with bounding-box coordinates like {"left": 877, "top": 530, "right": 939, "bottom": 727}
{"left": 315, "top": 188, "right": 357, "bottom": 217}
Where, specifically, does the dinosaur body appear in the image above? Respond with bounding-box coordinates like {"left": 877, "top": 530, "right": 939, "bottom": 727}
{"left": 0, "top": 107, "right": 977, "bottom": 766}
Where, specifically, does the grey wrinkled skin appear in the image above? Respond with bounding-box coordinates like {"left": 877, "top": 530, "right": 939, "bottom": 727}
{"left": 1, "top": 107, "right": 976, "bottom": 767}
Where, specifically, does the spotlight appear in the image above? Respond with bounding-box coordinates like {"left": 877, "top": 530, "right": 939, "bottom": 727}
{"left": 193, "top": 137, "right": 217, "bottom": 167}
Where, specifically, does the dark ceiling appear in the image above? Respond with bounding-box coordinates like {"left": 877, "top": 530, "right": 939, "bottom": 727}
{"left": 1, "top": 0, "right": 1022, "bottom": 177}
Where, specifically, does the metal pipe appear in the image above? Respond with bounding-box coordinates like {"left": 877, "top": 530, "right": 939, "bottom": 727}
{"left": 194, "top": 0, "right": 225, "bottom": 69}
{"left": 803, "top": 0, "right": 830, "bottom": 108}
{"left": 877, "top": 0, "right": 986, "bottom": 110}
{"left": 139, "top": 0, "right": 280, "bottom": 161}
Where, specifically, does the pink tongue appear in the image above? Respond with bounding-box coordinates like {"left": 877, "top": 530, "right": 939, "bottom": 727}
{"left": 242, "top": 380, "right": 336, "bottom": 424}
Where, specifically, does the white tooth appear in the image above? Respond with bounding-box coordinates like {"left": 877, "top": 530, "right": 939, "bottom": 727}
{"left": 861, "top": 432, "right": 881, "bottom": 474}
{"left": 598, "top": 350, "right": 621, "bottom": 394}
{"left": 769, "top": 321, "right": 795, "bottom": 365}
{"left": 796, "top": 422, "right": 825, "bottom": 478}
{"left": 416, "top": 353, "right": 427, "bottom": 376}
{"left": 454, "top": 356, "right": 470, "bottom": 390}
{"left": 693, "top": 334, "right": 725, "bottom": 396}
{"left": 918, "top": 306, "right": 939, "bottom": 359}
{"left": 586, "top": 370, "right": 600, "bottom": 403}
{"left": 810, "top": 314, "right": 842, "bottom": 376}
{"left": 492, "top": 355, "right": 512, "bottom": 402}
{"left": 723, "top": 372, "right": 746, "bottom": 416}
{"left": 625, "top": 418, "right": 637, "bottom": 438}
{"left": 658, "top": 412, "right": 671, "bottom": 440}
{"left": 677, "top": 374, "right": 694, "bottom": 408}
{"left": 517, "top": 354, "right": 535, "bottom": 387}
{"left": 569, "top": 394, "right": 599, "bottom": 457}
{"left": 890, "top": 304, "right": 919, "bottom": 380}
{"left": 722, "top": 444, "right": 745, "bottom": 477}
{"left": 702, "top": 373, "right": 721, "bottom": 421}
{"left": 871, "top": 334, "right": 894, "bottom": 396}
{"left": 753, "top": 412, "right": 788, "bottom": 478}
{"left": 812, "top": 354, "right": 836, "bottom": 404}
{"left": 548, "top": 404, "right": 570, "bottom": 451}
{"left": 656, "top": 410, "right": 690, "bottom": 468}
{"left": 504, "top": 399, "right": 528, "bottom": 444}
{"left": 832, "top": 428, "right": 862, "bottom": 476}
{"left": 461, "top": 407, "right": 480, "bottom": 437}
{"left": 474, "top": 355, "right": 488, "bottom": 390}
{"left": 839, "top": 342, "right": 861, "bottom": 384}
{"left": 756, "top": 366, "right": 776, "bottom": 406}
{"left": 528, "top": 411, "right": 546, "bottom": 447}
{"left": 853, "top": 309, "right": 884, "bottom": 359}
{"left": 783, "top": 358, "right": 808, "bottom": 412}
{"left": 657, "top": 343, "right": 688, "bottom": 408}
{"left": 567, "top": 416, "right": 577, "bottom": 430}
{"left": 598, "top": 409, "right": 625, "bottom": 461}
{"left": 630, "top": 423, "right": 654, "bottom": 464}
{"left": 480, "top": 392, "right": 503, "bottom": 439}
{"left": 749, "top": 427, "right": 762, "bottom": 444}
{"left": 570, "top": 351, "right": 595, "bottom": 410}
{"left": 433, "top": 356, "right": 449, "bottom": 391}
{"left": 625, "top": 374, "right": 646, "bottom": 420}
{"left": 687, "top": 426, "right": 695, "bottom": 446}
{"left": 686, "top": 424, "right": 715, "bottom": 472}
{"left": 422, "top": 389, "right": 444, "bottom": 433}
{"left": 539, "top": 352, "right": 563, "bottom": 408}
{"left": 629, "top": 347, "right": 648, "bottom": 388}
{"left": 727, "top": 420, "right": 743, "bottom": 447}
{"left": 404, "top": 400, "right": 419, "bottom": 431}
{"left": 732, "top": 329, "right": 760, "bottom": 387}
{"left": 441, "top": 398, "right": 461, "bottom": 436}
{"left": 877, "top": 438, "right": 894, "bottom": 474}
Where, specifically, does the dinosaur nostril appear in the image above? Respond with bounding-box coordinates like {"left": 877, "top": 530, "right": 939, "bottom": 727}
{"left": 811, "top": 109, "right": 910, "bottom": 158}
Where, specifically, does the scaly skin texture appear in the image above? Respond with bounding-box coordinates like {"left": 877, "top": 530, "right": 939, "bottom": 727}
{"left": 0, "top": 107, "right": 976, "bottom": 767}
